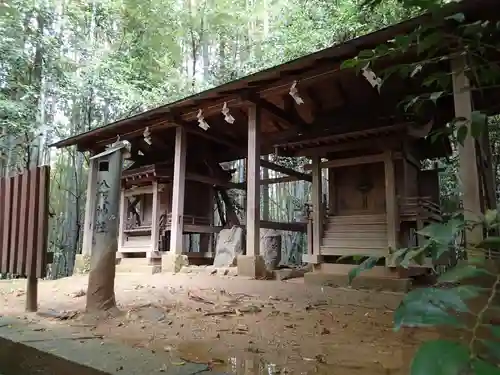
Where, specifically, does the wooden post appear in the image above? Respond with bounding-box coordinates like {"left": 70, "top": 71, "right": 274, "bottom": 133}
{"left": 311, "top": 156, "right": 322, "bottom": 256}
{"left": 117, "top": 188, "right": 126, "bottom": 256}
{"left": 328, "top": 168, "right": 335, "bottom": 215}
{"left": 384, "top": 150, "right": 398, "bottom": 265}
{"left": 169, "top": 127, "right": 187, "bottom": 254}
{"left": 150, "top": 181, "right": 160, "bottom": 255}
{"left": 82, "top": 158, "right": 98, "bottom": 257}
{"left": 307, "top": 217, "right": 313, "bottom": 256}
{"left": 25, "top": 276, "right": 38, "bottom": 312}
{"left": 86, "top": 145, "right": 124, "bottom": 312}
{"left": 451, "top": 54, "right": 483, "bottom": 249}
{"left": 246, "top": 104, "right": 261, "bottom": 256}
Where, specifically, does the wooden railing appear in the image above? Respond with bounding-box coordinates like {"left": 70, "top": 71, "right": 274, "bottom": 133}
{"left": 399, "top": 196, "right": 442, "bottom": 221}
{"left": 165, "top": 213, "right": 211, "bottom": 226}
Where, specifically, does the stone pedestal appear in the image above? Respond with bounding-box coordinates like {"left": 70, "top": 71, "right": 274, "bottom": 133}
{"left": 73, "top": 254, "right": 91, "bottom": 275}
{"left": 161, "top": 252, "right": 188, "bottom": 273}
{"left": 237, "top": 255, "right": 266, "bottom": 278}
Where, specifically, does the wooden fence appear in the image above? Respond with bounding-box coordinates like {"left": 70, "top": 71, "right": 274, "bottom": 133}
{"left": 0, "top": 166, "right": 50, "bottom": 311}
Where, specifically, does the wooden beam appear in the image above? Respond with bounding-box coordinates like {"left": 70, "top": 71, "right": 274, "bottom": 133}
{"left": 451, "top": 54, "right": 483, "bottom": 248}
{"left": 242, "top": 92, "right": 308, "bottom": 132}
{"left": 117, "top": 188, "right": 126, "bottom": 253}
{"left": 150, "top": 181, "right": 160, "bottom": 253}
{"left": 169, "top": 112, "right": 245, "bottom": 151}
{"left": 311, "top": 156, "right": 322, "bottom": 256}
{"left": 260, "top": 159, "right": 312, "bottom": 182}
{"left": 218, "top": 188, "right": 240, "bottom": 227}
{"left": 214, "top": 191, "right": 226, "bottom": 226}
{"left": 169, "top": 127, "right": 187, "bottom": 254}
{"left": 246, "top": 104, "right": 261, "bottom": 256}
{"left": 186, "top": 172, "right": 243, "bottom": 190}
{"left": 291, "top": 136, "right": 400, "bottom": 157}
{"left": 235, "top": 175, "right": 300, "bottom": 189}
{"left": 383, "top": 150, "right": 398, "bottom": 265}
{"left": 304, "top": 154, "right": 386, "bottom": 170}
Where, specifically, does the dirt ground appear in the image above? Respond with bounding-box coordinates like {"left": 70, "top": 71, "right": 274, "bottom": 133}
{"left": 0, "top": 273, "right": 438, "bottom": 375}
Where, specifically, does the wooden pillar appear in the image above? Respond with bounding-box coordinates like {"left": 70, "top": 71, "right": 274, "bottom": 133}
{"left": 246, "top": 104, "right": 261, "bottom": 256}
{"left": 328, "top": 168, "right": 335, "bottom": 215}
{"left": 169, "top": 127, "right": 187, "bottom": 254}
{"left": 451, "top": 55, "right": 483, "bottom": 247}
{"left": 311, "top": 156, "right": 322, "bottom": 256}
{"left": 86, "top": 146, "right": 124, "bottom": 312}
{"left": 384, "top": 150, "right": 398, "bottom": 264}
{"left": 117, "top": 188, "right": 126, "bottom": 256}
{"left": 81, "top": 158, "right": 98, "bottom": 257}
{"left": 150, "top": 181, "right": 160, "bottom": 255}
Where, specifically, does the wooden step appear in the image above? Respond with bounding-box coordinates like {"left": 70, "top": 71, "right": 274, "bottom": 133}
{"left": 323, "top": 231, "right": 387, "bottom": 240}
{"left": 320, "top": 246, "right": 388, "bottom": 257}
{"left": 322, "top": 238, "right": 388, "bottom": 248}
{"left": 324, "top": 224, "right": 387, "bottom": 233}
{"left": 327, "top": 214, "right": 386, "bottom": 225}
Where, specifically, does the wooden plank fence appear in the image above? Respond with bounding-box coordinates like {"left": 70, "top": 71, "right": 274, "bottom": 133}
{"left": 0, "top": 166, "right": 50, "bottom": 312}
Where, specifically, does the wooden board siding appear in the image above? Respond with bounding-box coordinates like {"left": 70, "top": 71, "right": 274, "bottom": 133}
{"left": 0, "top": 166, "right": 50, "bottom": 278}
{"left": 334, "top": 163, "right": 386, "bottom": 216}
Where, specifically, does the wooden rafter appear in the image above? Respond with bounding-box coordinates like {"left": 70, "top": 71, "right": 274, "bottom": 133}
{"left": 241, "top": 92, "right": 309, "bottom": 132}
{"left": 186, "top": 172, "right": 244, "bottom": 190}
{"left": 170, "top": 113, "right": 245, "bottom": 151}
{"left": 260, "top": 159, "right": 312, "bottom": 182}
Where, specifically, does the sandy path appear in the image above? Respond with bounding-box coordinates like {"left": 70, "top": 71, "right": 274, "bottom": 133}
{"left": 0, "top": 273, "right": 436, "bottom": 374}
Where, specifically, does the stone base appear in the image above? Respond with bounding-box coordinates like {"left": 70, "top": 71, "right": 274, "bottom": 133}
{"left": 161, "top": 253, "right": 188, "bottom": 273}
{"left": 304, "top": 264, "right": 412, "bottom": 292}
{"left": 72, "top": 254, "right": 90, "bottom": 275}
{"left": 302, "top": 254, "right": 323, "bottom": 264}
{"left": 115, "top": 258, "right": 161, "bottom": 274}
{"left": 237, "top": 255, "right": 267, "bottom": 278}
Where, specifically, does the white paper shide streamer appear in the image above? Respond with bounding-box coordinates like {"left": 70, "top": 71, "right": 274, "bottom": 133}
{"left": 361, "top": 64, "right": 382, "bottom": 91}
{"left": 197, "top": 109, "right": 210, "bottom": 131}
{"left": 143, "top": 126, "right": 152, "bottom": 145}
{"left": 289, "top": 80, "right": 304, "bottom": 105}
{"left": 221, "top": 102, "right": 235, "bottom": 124}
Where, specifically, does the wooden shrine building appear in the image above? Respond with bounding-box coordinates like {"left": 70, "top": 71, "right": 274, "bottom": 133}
{"left": 52, "top": 0, "right": 499, "bottom": 278}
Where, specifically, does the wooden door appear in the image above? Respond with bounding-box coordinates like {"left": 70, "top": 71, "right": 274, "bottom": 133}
{"left": 334, "top": 163, "right": 386, "bottom": 215}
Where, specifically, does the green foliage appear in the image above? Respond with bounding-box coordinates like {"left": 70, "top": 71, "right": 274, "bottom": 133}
{"left": 350, "top": 212, "right": 500, "bottom": 374}
{"left": 410, "top": 340, "right": 470, "bottom": 375}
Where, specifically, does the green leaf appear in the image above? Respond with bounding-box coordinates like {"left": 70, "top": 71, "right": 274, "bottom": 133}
{"left": 400, "top": 247, "right": 426, "bottom": 268}
{"left": 484, "top": 209, "right": 499, "bottom": 227}
{"left": 410, "top": 340, "right": 469, "bottom": 375}
{"left": 456, "top": 124, "right": 468, "bottom": 146}
{"left": 417, "top": 219, "right": 463, "bottom": 245}
{"left": 483, "top": 339, "right": 500, "bottom": 360}
{"left": 446, "top": 12, "right": 465, "bottom": 23}
{"left": 394, "top": 288, "right": 467, "bottom": 330}
{"left": 429, "top": 91, "right": 443, "bottom": 103}
{"left": 341, "top": 58, "right": 359, "bottom": 70}
{"left": 404, "top": 96, "right": 420, "bottom": 112}
{"left": 471, "top": 111, "right": 487, "bottom": 139}
{"left": 452, "top": 285, "right": 487, "bottom": 300}
{"left": 438, "top": 264, "right": 489, "bottom": 284}
{"left": 472, "top": 359, "right": 500, "bottom": 375}
{"left": 358, "top": 49, "right": 374, "bottom": 59}
{"left": 348, "top": 256, "right": 380, "bottom": 285}
{"left": 394, "top": 34, "right": 411, "bottom": 51}
{"left": 490, "top": 325, "right": 500, "bottom": 338}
